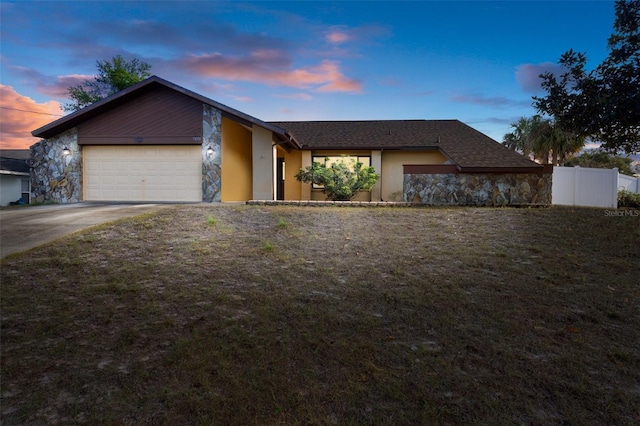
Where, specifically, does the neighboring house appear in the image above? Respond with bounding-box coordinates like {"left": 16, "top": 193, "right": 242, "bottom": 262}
{"left": 31, "top": 75, "right": 551, "bottom": 206}
{"left": 0, "top": 150, "right": 31, "bottom": 206}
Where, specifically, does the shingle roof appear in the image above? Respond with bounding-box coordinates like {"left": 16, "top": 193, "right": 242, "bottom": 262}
{"left": 0, "top": 156, "right": 30, "bottom": 174}
{"left": 270, "top": 120, "right": 541, "bottom": 170}
{"left": 0, "top": 150, "right": 30, "bottom": 160}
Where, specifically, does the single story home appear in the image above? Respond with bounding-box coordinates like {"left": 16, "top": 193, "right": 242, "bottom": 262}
{"left": 0, "top": 150, "right": 31, "bottom": 206}
{"left": 31, "top": 75, "right": 551, "bottom": 206}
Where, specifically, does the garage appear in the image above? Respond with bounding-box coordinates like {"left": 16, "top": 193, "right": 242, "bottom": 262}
{"left": 83, "top": 145, "right": 202, "bottom": 202}
{"left": 29, "top": 76, "right": 335, "bottom": 205}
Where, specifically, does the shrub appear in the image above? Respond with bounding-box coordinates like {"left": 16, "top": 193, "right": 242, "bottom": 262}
{"left": 295, "top": 157, "right": 379, "bottom": 201}
{"left": 618, "top": 190, "right": 640, "bottom": 208}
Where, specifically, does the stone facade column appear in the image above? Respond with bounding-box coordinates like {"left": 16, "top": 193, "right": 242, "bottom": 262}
{"left": 202, "top": 104, "right": 222, "bottom": 202}
{"left": 30, "top": 128, "right": 82, "bottom": 203}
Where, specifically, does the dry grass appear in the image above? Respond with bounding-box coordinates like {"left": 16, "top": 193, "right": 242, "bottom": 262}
{"left": 1, "top": 205, "right": 639, "bottom": 425}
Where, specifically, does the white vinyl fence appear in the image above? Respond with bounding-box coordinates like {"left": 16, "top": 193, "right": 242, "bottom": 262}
{"left": 619, "top": 173, "right": 640, "bottom": 193}
{"left": 552, "top": 166, "right": 640, "bottom": 208}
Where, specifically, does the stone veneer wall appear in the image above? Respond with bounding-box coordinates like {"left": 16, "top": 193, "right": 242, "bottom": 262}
{"left": 404, "top": 173, "right": 552, "bottom": 206}
{"left": 202, "top": 105, "right": 222, "bottom": 202}
{"left": 30, "top": 128, "right": 82, "bottom": 203}
{"left": 31, "top": 104, "right": 224, "bottom": 204}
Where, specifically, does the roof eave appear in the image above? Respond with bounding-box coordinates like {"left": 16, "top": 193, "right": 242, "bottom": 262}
{"left": 459, "top": 165, "right": 549, "bottom": 174}
{"left": 0, "top": 170, "right": 30, "bottom": 176}
{"left": 299, "top": 145, "right": 441, "bottom": 151}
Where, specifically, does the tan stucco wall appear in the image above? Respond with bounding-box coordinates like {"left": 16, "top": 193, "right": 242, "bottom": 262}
{"left": 282, "top": 149, "right": 302, "bottom": 200}
{"left": 252, "top": 125, "right": 274, "bottom": 200}
{"left": 221, "top": 117, "right": 252, "bottom": 202}
{"left": 312, "top": 150, "right": 373, "bottom": 157}
{"left": 301, "top": 151, "right": 312, "bottom": 200}
{"left": 381, "top": 150, "right": 448, "bottom": 201}
{"left": 282, "top": 149, "right": 447, "bottom": 202}
{"left": 371, "top": 150, "right": 382, "bottom": 201}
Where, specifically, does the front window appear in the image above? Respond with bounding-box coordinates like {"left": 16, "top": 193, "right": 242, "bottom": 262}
{"left": 21, "top": 179, "right": 30, "bottom": 204}
{"left": 311, "top": 156, "right": 371, "bottom": 189}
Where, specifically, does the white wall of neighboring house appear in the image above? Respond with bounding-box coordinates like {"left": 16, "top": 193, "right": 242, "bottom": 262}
{"left": 552, "top": 166, "right": 640, "bottom": 208}
{"left": 0, "top": 173, "right": 30, "bottom": 206}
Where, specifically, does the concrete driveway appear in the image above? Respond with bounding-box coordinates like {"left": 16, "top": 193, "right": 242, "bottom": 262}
{"left": 0, "top": 203, "right": 170, "bottom": 258}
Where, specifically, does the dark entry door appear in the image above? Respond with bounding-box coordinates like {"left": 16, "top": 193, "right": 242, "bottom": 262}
{"left": 276, "top": 158, "right": 285, "bottom": 200}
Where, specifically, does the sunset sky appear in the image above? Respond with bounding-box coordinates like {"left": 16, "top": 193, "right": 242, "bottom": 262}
{"left": 0, "top": 1, "right": 616, "bottom": 149}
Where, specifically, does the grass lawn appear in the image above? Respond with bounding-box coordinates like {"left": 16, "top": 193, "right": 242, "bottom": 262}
{"left": 1, "top": 205, "right": 639, "bottom": 425}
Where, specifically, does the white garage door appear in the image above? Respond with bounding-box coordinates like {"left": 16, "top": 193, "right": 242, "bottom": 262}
{"left": 83, "top": 145, "right": 202, "bottom": 202}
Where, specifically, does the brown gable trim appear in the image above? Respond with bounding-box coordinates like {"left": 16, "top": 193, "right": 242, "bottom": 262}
{"left": 32, "top": 76, "right": 295, "bottom": 148}
{"left": 404, "top": 164, "right": 553, "bottom": 174}
{"left": 78, "top": 137, "right": 202, "bottom": 145}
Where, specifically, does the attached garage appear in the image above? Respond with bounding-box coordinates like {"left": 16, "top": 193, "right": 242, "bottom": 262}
{"left": 83, "top": 145, "right": 202, "bottom": 202}
{"left": 31, "top": 76, "right": 295, "bottom": 204}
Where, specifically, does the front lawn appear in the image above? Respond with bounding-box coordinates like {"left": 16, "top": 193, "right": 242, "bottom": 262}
{"left": 1, "top": 205, "right": 638, "bottom": 425}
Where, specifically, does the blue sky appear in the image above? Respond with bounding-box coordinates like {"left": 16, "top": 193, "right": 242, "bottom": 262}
{"left": 0, "top": 1, "right": 616, "bottom": 149}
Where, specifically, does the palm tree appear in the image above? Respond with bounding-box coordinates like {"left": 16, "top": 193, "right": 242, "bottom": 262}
{"left": 552, "top": 128, "right": 584, "bottom": 166}
{"left": 503, "top": 116, "right": 585, "bottom": 165}
{"left": 502, "top": 117, "right": 536, "bottom": 159}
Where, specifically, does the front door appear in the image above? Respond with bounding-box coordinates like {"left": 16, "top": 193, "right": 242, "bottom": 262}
{"left": 276, "top": 158, "right": 285, "bottom": 200}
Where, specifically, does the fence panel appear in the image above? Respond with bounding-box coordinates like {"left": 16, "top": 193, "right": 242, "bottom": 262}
{"left": 551, "top": 167, "right": 577, "bottom": 205}
{"left": 618, "top": 173, "right": 640, "bottom": 193}
{"left": 552, "top": 166, "right": 618, "bottom": 208}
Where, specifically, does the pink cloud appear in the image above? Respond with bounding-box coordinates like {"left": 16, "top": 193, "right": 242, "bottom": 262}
{"left": 276, "top": 93, "right": 313, "bottom": 101}
{"left": 48, "top": 74, "right": 93, "bottom": 97}
{"left": 9, "top": 65, "right": 91, "bottom": 99}
{"left": 515, "top": 62, "right": 565, "bottom": 93}
{"left": 326, "top": 31, "right": 351, "bottom": 44}
{"left": 177, "top": 51, "right": 362, "bottom": 93}
{"left": 324, "top": 24, "right": 389, "bottom": 46}
{"left": 229, "top": 95, "right": 254, "bottom": 103}
{"left": 0, "top": 85, "right": 63, "bottom": 149}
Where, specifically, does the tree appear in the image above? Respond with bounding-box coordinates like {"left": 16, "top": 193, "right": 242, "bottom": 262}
{"left": 502, "top": 116, "right": 537, "bottom": 159}
{"left": 565, "top": 150, "right": 634, "bottom": 175}
{"left": 533, "top": 0, "right": 640, "bottom": 154}
{"left": 295, "top": 157, "right": 379, "bottom": 201}
{"left": 64, "top": 55, "right": 152, "bottom": 112}
{"left": 502, "top": 115, "right": 584, "bottom": 165}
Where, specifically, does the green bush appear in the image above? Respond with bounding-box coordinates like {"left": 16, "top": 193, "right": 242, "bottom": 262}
{"left": 295, "top": 157, "right": 379, "bottom": 201}
{"left": 618, "top": 190, "right": 640, "bottom": 208}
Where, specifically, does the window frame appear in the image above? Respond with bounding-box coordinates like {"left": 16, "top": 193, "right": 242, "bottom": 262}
{"left": 310, "top": 155, "right": 371, "bottom": 189}
{"left": 20, "top": 178, "right": 30, "bottom": 204}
